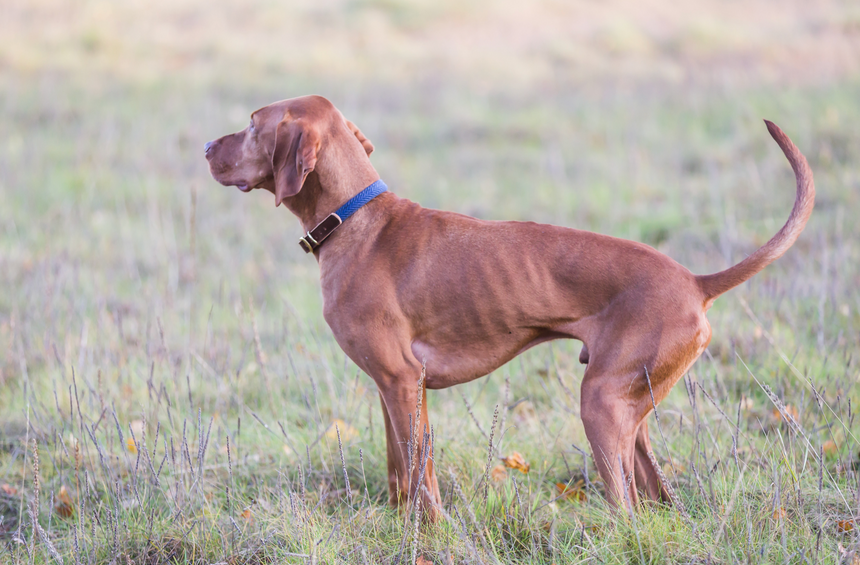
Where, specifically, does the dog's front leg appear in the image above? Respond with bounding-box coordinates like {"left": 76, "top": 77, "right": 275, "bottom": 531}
{"left": 376, "top": 370, "right": 442, "bottom": 522}
{"left": 379, "top": 393, "right": 400, "bottom": 506}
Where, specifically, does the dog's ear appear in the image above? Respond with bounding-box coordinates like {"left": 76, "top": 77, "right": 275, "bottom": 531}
{"left": 272, "top": 118, "right": 320, "bottom": 207}
{"left": 346, "top": 119, "right": 374, "bottom": 156}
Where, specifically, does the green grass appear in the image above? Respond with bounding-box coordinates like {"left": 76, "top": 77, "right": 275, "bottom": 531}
{"left": 2, "top": 1, "right": 860, "bottom": 563}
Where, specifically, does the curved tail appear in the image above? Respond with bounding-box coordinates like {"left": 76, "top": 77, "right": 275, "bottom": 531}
{"left": 697, "top": 120, "right": 815, "bottom": 302}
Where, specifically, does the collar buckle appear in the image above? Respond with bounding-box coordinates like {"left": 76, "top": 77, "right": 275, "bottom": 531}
{"left": 298, "top": 213, "right": 342, "bottom": 253}
{"left": 296, "top": 180, "right": 387, "bottom": 254}
{"left": 298, "top": 234, "right": 317, "bottom": 253}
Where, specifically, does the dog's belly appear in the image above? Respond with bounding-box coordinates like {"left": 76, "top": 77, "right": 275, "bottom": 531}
{"left": 412, "top": 328, "right": 578, "bottom": 390}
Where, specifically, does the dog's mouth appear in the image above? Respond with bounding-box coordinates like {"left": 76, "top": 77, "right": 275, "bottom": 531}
{"left": 209, "top": 167, "right": 265, "bottom": 193}
{"left": 213, "top": 177, "right": 253, "bottom": 192}
{"left": 208, "top": 163, "right": 254, "bottom": 193}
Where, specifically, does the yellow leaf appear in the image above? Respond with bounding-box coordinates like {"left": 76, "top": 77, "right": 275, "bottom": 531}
{"left": 491, "top": 464, "right": 508, "bottom": 482}
{"left": 129, "top": 419, "right": 145, "bottom": 436}
{"left": 57, "top": 485, "right": 74, "bottom": 504}
{"left": 772, "top": 506, "right": 786, "bottom": 520}
{"left": 55, "top": 485, "right": 75, "bottom": 518}
{"left": 501, "top": 452, "right": 530, "bottom": 473}
{"left": 556, "top": 480, "right": 587, "bottom": 502}
{"left": 126, "top": 438, "right": 137, "bottom": 454}
{"left": 326, "top": 419, "right": 358, "bottom": 443}
{"left": 662, "top": 461, "right": 686, "bottom": 477}
{"left": 512, "top": 401, "right": 535, "bottom": 423}
{"left": 837, "top": 519, "right": 855, "bottom": 533}
{"left": 240, "top": 508, "right": 253, "bottom": 523}
{"left": 772, "top": 405, "right": 798, "bottom": 423}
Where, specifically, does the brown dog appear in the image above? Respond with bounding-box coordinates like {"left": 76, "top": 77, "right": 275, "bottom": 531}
{"left": 205, "top": 95, "right": 814, "bottom": 517}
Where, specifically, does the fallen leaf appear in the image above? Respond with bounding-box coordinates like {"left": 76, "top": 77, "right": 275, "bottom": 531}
{"left": 129, "top": 419, "right": 145, "bottom": 439}
{"left": 126, "top": 438, "right": 137, "bottom": 454}
{"left": 556, "top": 480, "right": 587, "bottom": 502}
{"left": 772, "top": 506, "right": 786, "bottom": 520}
{"left": 823, "top": 440, "right": 838, "bottom": 456}
{"left": 55, "top": 485, "right": 74, "bottom": 518}
{"left": 1, "top": 483, "right": 17, "bottom": 495}
{"left": 491, "top": 464, "right": 508, "bottom": 482}
{"left": 512, "top": 401, "right": 535, "bottom": 423}
{"left": 326, "top": 419, "right": 358, "bottom": 443}
{"left": 837, "top": 543, "right": 860, "bottom": 565}
{"left": 282, "top": 444, "right": 293, "bottom": 456}
{"left": 541, "top": 518, "right": 554, "bottom": 531}
{"left": 240, "top": 508, "right": 253, "bottom": 524}
{"left": 772, "top": 405, "right": 799, "bottom": 423}
{"left": 415, "top": 557, "right": 433, "bottom": 565}
{"left": 502, "top": 452, "right": 530, "bottom": 473}
{"left": 662, "top": 462, "right": 686, "bottom": 477}
{"left": 837, "top": 519, "right": 855, "bottom": 533}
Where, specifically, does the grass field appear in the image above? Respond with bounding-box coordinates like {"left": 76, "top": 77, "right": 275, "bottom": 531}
{"left": 2, "top": 0, "right": 860, "bottom": 563}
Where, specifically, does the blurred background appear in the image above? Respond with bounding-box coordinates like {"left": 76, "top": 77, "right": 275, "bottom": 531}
{"left": 3, "top": 0, "right": 859, "bottom": 325}
{"left": 3, "top": 0, "right": 860, "bottom": 372}
{"left": 1, "top": 0, "right": 860, "bottom": 560}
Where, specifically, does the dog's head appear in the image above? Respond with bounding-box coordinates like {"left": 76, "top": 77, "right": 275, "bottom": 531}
{"left": 205, "top": 95, "right": 374, "bottom": 207}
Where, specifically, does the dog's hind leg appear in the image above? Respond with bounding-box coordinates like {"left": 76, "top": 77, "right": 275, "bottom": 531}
{"left": 580, "top": 370, "right": 643, "bottom": 508}
{"left": 633, "top": 421, "right": 671, "bottom": 503}
{"left": 588, "top": 312, "right": 708, "bottom": 507}
{"left": 580, "top": 318, "right": 707, "bottom": 508}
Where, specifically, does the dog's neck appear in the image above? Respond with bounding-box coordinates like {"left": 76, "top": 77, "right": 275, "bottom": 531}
{"left": 282, "top": 146, "right": 380, "bottom": 234}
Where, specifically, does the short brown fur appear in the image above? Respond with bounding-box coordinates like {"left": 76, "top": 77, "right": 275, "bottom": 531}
{"left": 205, "top": 95, "right": 815, "bottom": 518}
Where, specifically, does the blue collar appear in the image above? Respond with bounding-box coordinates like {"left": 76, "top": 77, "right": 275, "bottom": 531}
{"left": 298, "top": 179, "right": 388, "bottom": 253}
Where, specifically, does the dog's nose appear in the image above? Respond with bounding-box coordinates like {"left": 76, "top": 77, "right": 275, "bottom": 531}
{"left": 204, "top": 140, "right": 214, "bottom": 154}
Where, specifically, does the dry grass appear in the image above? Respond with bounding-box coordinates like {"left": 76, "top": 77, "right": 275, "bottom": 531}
{"left": 1, "top": 0, "right": 860, "bottom": 563}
